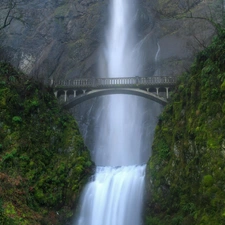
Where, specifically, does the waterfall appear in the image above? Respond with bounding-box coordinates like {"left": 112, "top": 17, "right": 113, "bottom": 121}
{"left": 94, "top": 0, "right": 145, "bottom": 167}
{"left": 154, "top": 42, "right": 161, "bottom": 76}
{"left": 74, "top": 0, "right": 147, "bottom": 224}
{"left": 76, "top": 165, "right": 146, "bottom": 225}
{"left": 155, "top": 42, "right": 160, "bottom": 62}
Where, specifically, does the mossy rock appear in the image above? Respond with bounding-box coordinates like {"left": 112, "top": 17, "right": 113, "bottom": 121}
{"left": 54, "top": 4, "right": 70, "bottom": 18}
{"left": 202, "top": 175, "right": 214, "bottom": 187}
{"left": 0, "top": 62, "right": 93, "bottom": 224}
{"left": 145, "top": 28, "right": 225, "bottom": 225}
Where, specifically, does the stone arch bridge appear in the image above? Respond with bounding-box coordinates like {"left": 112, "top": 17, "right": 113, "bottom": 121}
{"left": 51, "top": 76, "right": 178, "bottom": 109}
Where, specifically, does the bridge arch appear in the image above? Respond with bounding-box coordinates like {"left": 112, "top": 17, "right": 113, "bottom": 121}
{"left": 52, "top": 76, "right": 177, "bottom": 109}
{"left": 62, "top": 88, "right": 168, "bottom": 109}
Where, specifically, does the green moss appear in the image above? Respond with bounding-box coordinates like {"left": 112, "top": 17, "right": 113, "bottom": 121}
{"left": 221, "top": 80, "right": 225, "bottom": 90}
{"left": 202, "top": 175, "right": 214, "bottom": 187}
{"left": 54, "top": 4, "right": 70, "bottom": 18}
{"left": 12, "top": 116, "right": 22, "bottom": 123}
{"left": 146, "top": 28, "right": 225, "bottom": 225}
{"left": 4, "top": 202, "right": 17, "bottom": 217}
{"left": 0, "top": 62, "right": 93, "bottom": 224}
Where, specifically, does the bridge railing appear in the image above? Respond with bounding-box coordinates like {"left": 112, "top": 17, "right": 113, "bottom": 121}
{"left": 52, "top": 76, "right": 177, "bottom": 88}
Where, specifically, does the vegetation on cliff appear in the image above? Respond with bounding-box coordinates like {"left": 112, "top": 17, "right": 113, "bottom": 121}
{"left": 0, "top": 62, "right": 93, "bottom": 225}
{"left": 146, "top": 28, "right": 225, "bottom": 225}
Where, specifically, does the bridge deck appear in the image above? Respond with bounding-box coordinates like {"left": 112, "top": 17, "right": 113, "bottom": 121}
{"left": 52, "top": 76, "right": 177, "bottom": 89}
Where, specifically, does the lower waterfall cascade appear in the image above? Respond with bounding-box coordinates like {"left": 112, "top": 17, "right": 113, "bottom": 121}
{"left": 75, "top": 165, "right": 146, "bottom": 225}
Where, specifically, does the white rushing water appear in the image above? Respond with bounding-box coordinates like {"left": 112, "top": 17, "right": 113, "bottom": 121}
{"left": 94, "top": 0, "right": 145, "bottom": 167}
{"left": 74, "top": 0, "right": 147, "bottom": 224}
{"left": 76, "top": 165, "right": 146, "bottom": 225}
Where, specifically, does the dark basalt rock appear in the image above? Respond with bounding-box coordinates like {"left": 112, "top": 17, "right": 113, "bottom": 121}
{"left": 0, "top": 0, "right": 217, "bottom": 81}
{"left": 0, "top": 0, "right": 108, "bottom": 80}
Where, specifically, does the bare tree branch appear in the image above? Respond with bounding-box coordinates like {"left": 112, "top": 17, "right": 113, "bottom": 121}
{"left": 154, "top": 0, "right": 203, "bottom": 19}
{"left": 192, "top": 33, "right": 207, "bottom": 49}
{"left": 153, "top": 0, "right": 225, "bottom": 33}
{"left": 0, "top": 0, "right": 22, "bottom": 31}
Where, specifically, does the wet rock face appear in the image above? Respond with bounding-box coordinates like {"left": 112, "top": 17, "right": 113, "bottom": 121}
{"left": 138, "top": 0, "right": 217, "bottom": 77}
{"left": 0, "top": 0, "right": 218, "bottom": 80}
{"left": 0, "top": 0, "right": 108, "bottom": 79}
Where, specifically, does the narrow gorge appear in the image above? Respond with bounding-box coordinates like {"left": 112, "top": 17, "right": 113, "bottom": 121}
{"left": 1, "top": 0, "right": 225, "bottom": 225}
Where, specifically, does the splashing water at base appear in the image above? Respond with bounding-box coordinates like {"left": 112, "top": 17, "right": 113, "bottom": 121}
{"left": 75, "top": 165, "right": 146, "bottom": 225}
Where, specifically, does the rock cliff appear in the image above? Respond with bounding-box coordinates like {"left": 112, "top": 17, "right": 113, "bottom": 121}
{"left": 0, "top": 62, "right": 93, "bottom": 224}
{"left": 0, "top": 0, "right": 108, "bottom": 80}
{"left": 0, "top": 0, "right": 219, "bottom": 80}
{"left": 145, "top": 27, "right": 225, "bottom": 225}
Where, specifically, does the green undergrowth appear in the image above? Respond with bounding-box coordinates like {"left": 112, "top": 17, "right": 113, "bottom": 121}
{"left": 146, "top": 28, "right": 225, "bottom": 225}
{"left": 0, "top": 62, "right": 93, "bottom": 225}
